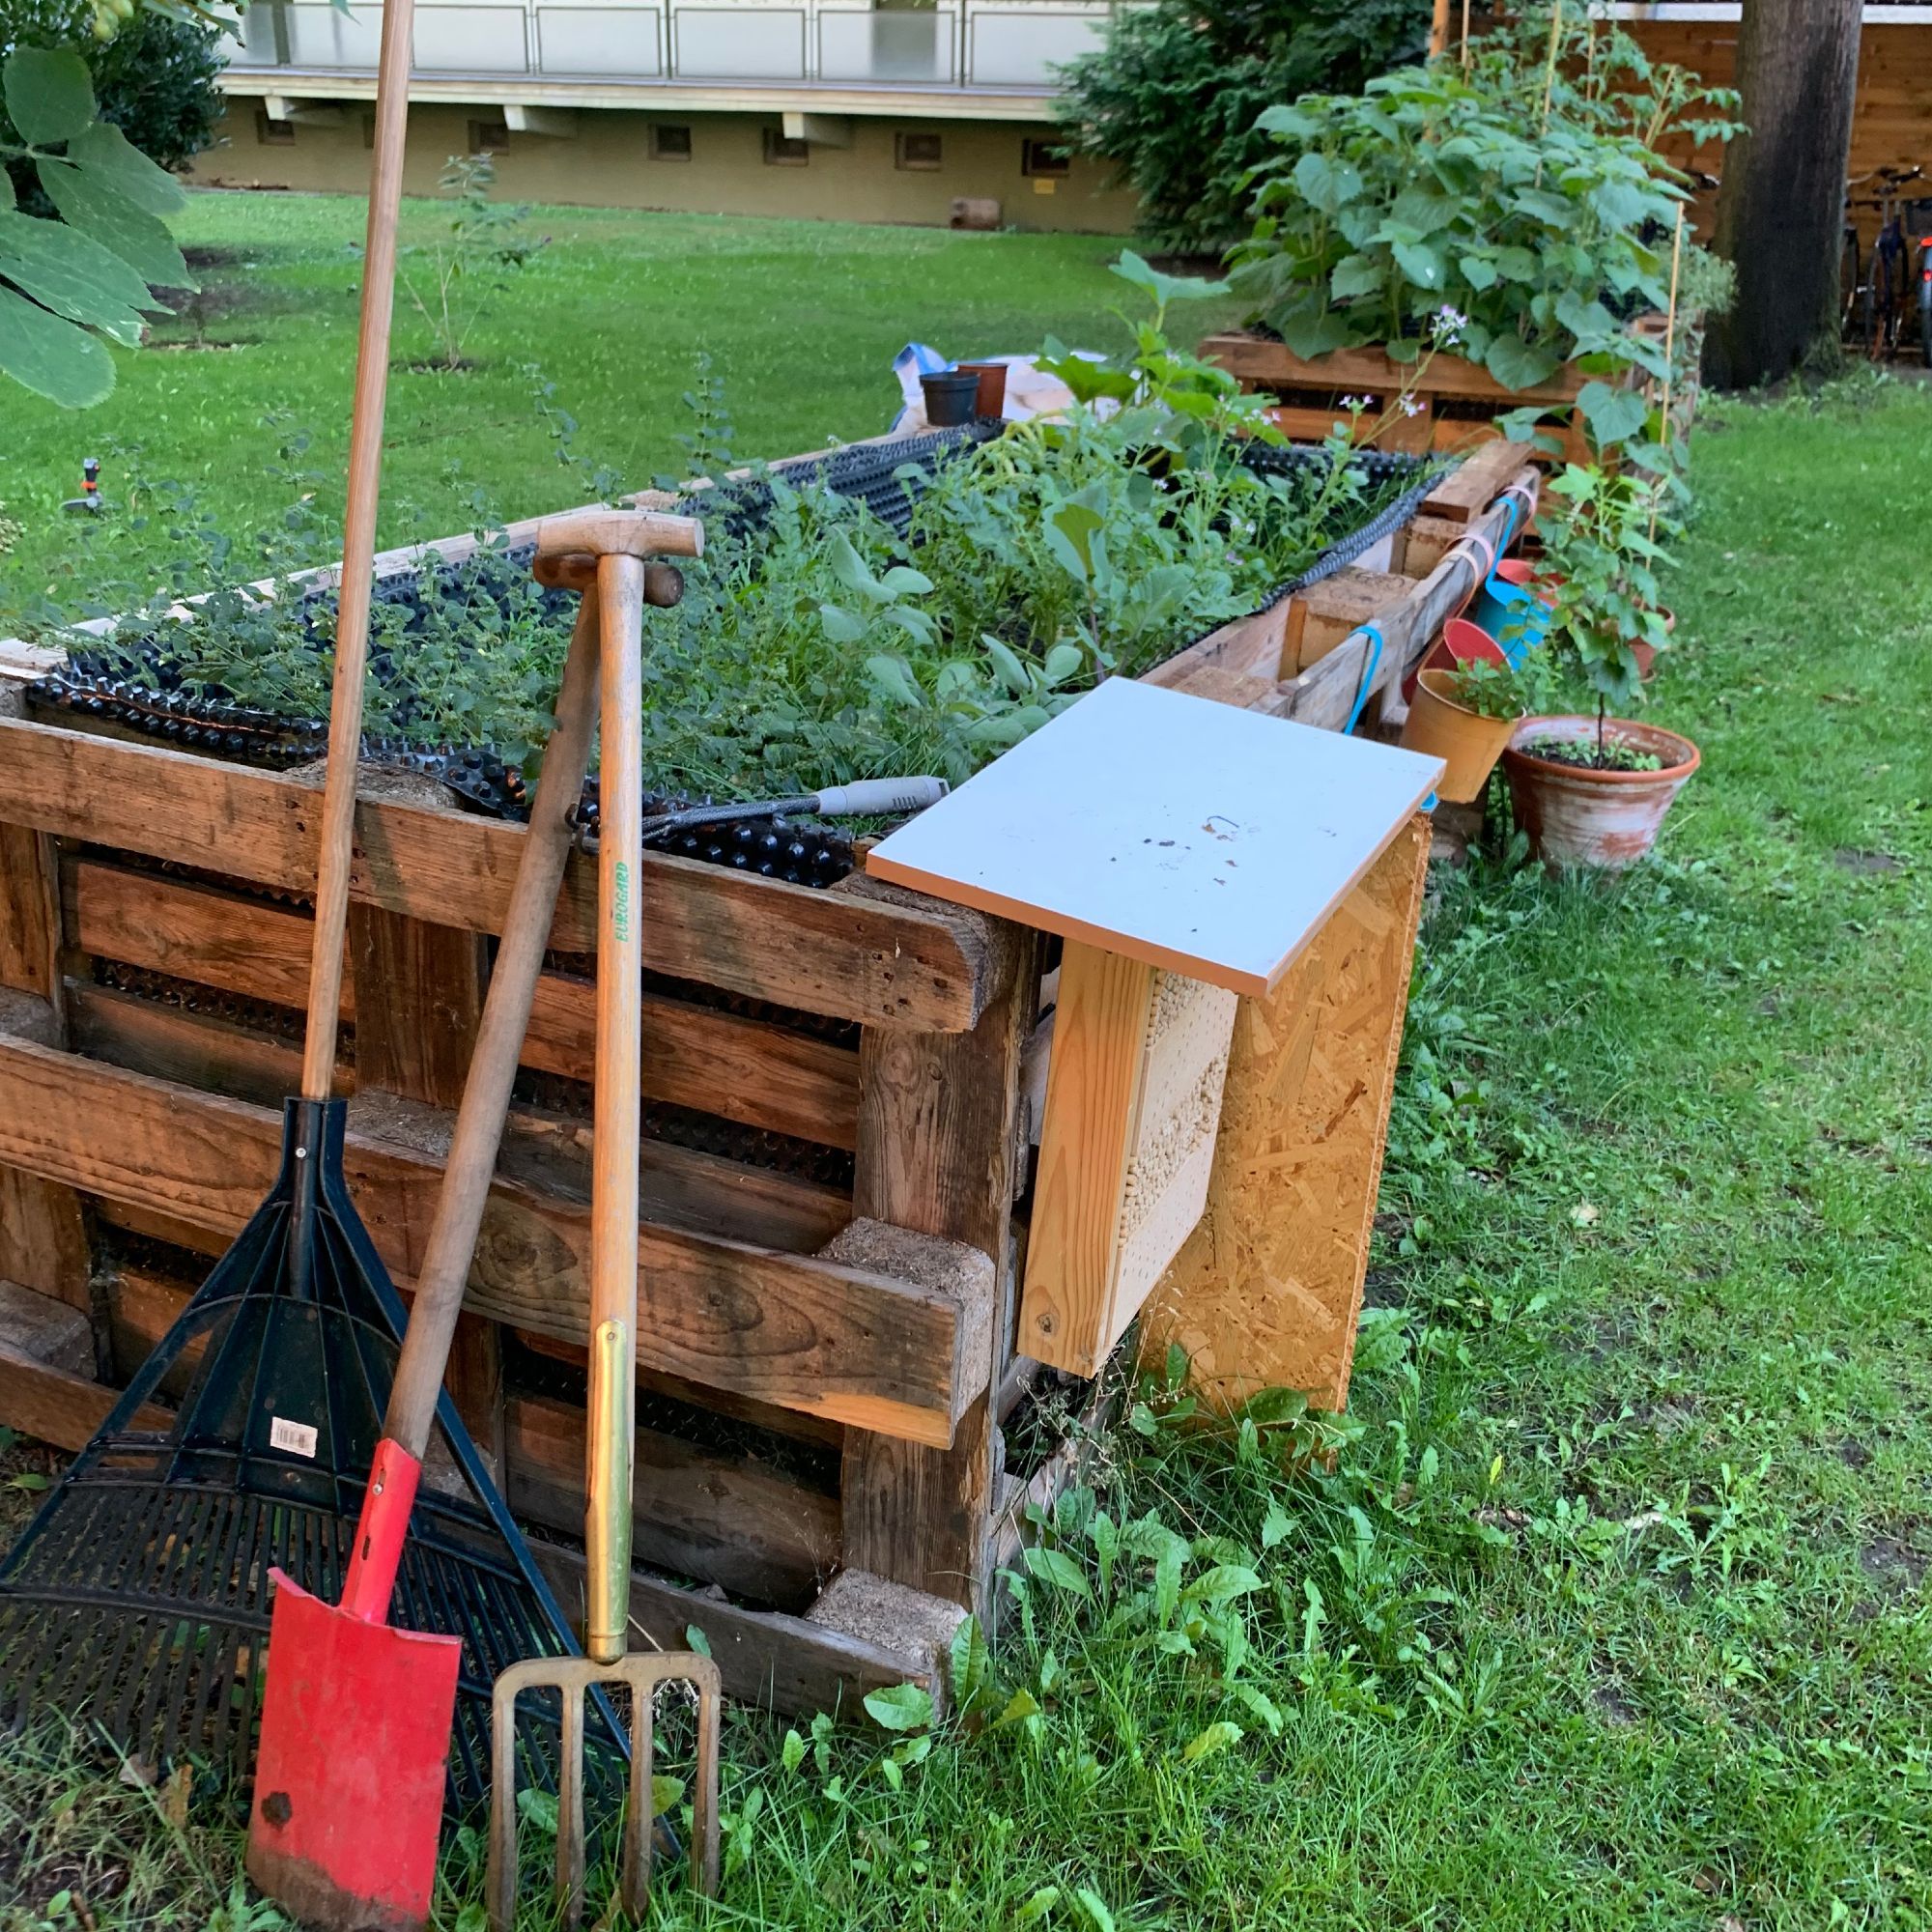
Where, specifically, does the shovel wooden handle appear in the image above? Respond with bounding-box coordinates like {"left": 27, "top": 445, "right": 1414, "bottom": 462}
{"left": 382, "top": 592, "right": 604, "bottom": 1455}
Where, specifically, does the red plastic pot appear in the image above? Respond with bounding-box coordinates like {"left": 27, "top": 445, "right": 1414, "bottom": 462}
{"left": 1402, "top": 615, "right": 1507, "bottom": 704}
{"left": 1501, "top": 714, "right": 1701, "bottom": 869}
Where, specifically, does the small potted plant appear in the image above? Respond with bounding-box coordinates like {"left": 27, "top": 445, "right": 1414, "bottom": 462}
{"left": 1501, "top": 463, "right": 1699, "bottom": 867}
{"left": 1401, "top": 652, "right": 1547, "bottom": 803}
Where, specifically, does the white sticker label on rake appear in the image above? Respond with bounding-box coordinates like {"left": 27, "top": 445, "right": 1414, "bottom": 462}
{"left": 270, "top": 1416, "right": 319, "bottom": 1459}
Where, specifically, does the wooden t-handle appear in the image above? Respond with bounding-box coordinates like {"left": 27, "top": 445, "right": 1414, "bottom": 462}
{"left": 533, "top": 508, "right": 704, "bottom": 563}
{"left": 381, "top": 593, "right": 604, "bottom": 1454}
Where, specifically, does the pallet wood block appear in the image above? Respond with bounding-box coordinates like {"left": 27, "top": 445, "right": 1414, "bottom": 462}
{"left": 1140, "top": 814, "right": 1431, "bottom": 1409}
{"left": 836, "top": 909, "right": 1035, "bottom": 1611}
{"left": 0, "top": 1278, "right": 170, "bottom": 1449}
{"left": 1418, "top": 437, "right": 1536, "bottom": 526}
{"left": 1284, "top": 567, "right": 1415, "bottom": 677}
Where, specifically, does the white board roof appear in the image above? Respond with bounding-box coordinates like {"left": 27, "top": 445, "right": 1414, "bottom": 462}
{"left": 867, "top": 677, "right": 1444, "bottom": 997}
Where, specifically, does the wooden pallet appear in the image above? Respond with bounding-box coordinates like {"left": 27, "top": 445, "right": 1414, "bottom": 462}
{"left": 1199, "top": 328, "right": 1657, "bottom": 468}
{"left": 0, "top": 439, "right": 1533, "bottom": 1711}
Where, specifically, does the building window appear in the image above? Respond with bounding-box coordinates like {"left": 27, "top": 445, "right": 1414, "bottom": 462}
{"left": 469, "top": 119, "right": 510, "bottom": 156}
{"left": 650, "top": 122, "right": 692, "bottom": 162}
{"left": 895, "top": 131, "right": 942, "bottom": 173}
{"left": 1021, "top": 137, "right": 1068, "bottom": 180}
{"left": 255, "top": 111, "right": 296, "bottom": 147}
{"left": 762, "top": 128, "right": 810, "bottom": 168}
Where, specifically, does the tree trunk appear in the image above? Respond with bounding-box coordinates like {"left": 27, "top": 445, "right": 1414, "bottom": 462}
{"left": 1706, "top": 0, "right": 1862, "bottom": 388}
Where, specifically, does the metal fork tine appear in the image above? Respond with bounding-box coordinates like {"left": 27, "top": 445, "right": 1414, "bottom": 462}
{"left": 620, "top": 1675, "right": 652, "bottom": 1919}
{"left": 557, "top": 1677, "right": 587, "bottom": 1930}
{"left": 692, "top": 1658, "right": 723, "bottom": 1895}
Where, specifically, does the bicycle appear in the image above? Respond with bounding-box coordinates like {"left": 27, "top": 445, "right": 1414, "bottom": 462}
{"left": 1842, "top": 164, "right": 1925, "bottom": 359}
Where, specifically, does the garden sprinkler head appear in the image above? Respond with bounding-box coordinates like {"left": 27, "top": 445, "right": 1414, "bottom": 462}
{"left": 61, "top": 457, "right": 106, "bottom": 515}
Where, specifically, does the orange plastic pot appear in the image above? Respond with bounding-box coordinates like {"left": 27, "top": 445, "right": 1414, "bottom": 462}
{"left": 1399, "top": 668, "right": 1520, "bottom": 804}
{"left": 1501, "top": 714, "right": 1701, "bottom": 868}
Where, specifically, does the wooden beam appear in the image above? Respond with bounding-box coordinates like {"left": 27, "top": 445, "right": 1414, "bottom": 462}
{"left": 0, "top": 722, "right": 997, "bottom": 1033}
{"left": 524, "top": 973, "right": 859, "bottom": 1150}
{"left": 0, "top": 1031, "right": 969, "bottom": 1446}
{"left": 0, "top": 1282, "right": 171, "bottom": 1450}
{"left": 68, "top": 858, "right": 861, "bottom": 1148}
{"left": 1418, "top": 437, "right": 1533, "bottom": 526}
{"left": 1018, "top": 943, "right": 1236, "bottom": 1378}
{"left": 840, "top": 920, "right": 1035, "bottom": 1612}
{"left": 524, "top": 1540, "right": 936, "bottom": 1720}
{"left": 505, "top": 1393, "right": 838, "bottom": 1605}
{"left": 1278, "top": 467, "right": 1535, "bottom": 733}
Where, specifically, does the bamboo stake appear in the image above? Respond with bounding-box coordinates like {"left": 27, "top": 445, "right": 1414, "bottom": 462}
{"left": 1431, "top": 0, "right": 1450, "bottom": 57}
{"left": 1534, "top": 1, "right": 1562, "bottom": 186}
{"left": 1461, "top": 0, "right": 1472, "bottom": 72}
{"left": 1648, "top": 204, "right": 1686, "bottom": 546}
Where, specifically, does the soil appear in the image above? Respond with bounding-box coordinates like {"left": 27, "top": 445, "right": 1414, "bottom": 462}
{"left": 1518, "top": 732, "right": 1665, "bottom": 774}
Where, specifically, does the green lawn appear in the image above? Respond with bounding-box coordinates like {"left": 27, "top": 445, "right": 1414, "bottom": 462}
{"left": 4, "top": 211, "right": 1932, "bottom": 1931}
{"left": 0, "top": 188, "right": 1216, "bottom": 630}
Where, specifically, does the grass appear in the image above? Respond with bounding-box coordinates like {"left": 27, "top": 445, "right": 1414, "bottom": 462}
{"left": 4, "top": 205, "right": 1932, "bottom": 1928}
{"left": 0, "top": 188, "right": 1238, "bottom": 630}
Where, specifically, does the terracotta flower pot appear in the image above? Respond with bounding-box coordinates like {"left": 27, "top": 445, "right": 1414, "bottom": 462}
{"left": 1501, "top": 713, "right": 1701, "bottom": 869}
{"left": 955, "top": 359, "right": 1009, "bottom": 417}
{"left": 1630, "top": 605, "right": 1675, "bottom": 683}
{"left": 1400, "top": 668, "right": 1521, "bottom": 804}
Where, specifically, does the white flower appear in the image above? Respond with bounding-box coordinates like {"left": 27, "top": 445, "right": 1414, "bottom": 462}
{"left": 1401, "top": 397, "right": 1425, "bottom": 418}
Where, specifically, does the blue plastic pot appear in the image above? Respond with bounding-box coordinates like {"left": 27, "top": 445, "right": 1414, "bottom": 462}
{"left": 1468, "top": 559, "right": 1553, "bottom": 666}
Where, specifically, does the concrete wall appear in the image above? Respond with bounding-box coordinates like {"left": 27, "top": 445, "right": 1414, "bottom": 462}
{"left": 190, "top": 99, "right": 1139, "bottom": 233}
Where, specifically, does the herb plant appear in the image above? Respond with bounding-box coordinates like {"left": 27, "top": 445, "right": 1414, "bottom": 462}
{"left": 1438, "top": 654, "right": 1546, "bottom": 722}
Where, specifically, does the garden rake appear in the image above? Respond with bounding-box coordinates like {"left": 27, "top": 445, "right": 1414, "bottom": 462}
{"left": 487, "top": 513, "right": 726, "bottom": 1932}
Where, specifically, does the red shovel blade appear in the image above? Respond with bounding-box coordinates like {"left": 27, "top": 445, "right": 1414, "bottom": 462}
{"left": 246, "top": 1569, "right": 462, "bottom": 1932}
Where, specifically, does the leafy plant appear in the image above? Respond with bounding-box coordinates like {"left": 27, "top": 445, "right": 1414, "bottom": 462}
{"left": 1228, "top": 9, "right": 1740, "bottom": 449}
{"left": 396, "top": 153, "right": 545, "bottom": 372}
{"left": 1530, "top": 460, "right": 1676, "bottom": 731}
{"left": 1053, "top": 0, "right": 1430, "bottom": 255}
{"left": 0, "top": 41, "right": 194, "bottom": 405}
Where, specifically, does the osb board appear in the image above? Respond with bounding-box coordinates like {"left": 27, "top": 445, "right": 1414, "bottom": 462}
{"left": 1020, "top": 943, "right": 1236, "bottom": 1377}
{"left": 1140, "top": 812, "right": 1431, "bottom": 1411}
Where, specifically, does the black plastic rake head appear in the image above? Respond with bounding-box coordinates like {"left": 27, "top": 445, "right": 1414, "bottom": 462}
{"left": 0, "top": 1097, "right": 621, "bottom": 1814}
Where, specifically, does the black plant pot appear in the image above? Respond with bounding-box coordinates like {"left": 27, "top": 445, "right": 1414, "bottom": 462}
{"left": 920, "top": 369, "right": 981, "bottom": 428}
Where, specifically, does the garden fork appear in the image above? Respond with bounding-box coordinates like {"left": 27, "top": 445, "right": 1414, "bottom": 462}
{"left": 487, "top": 509, "right": 724, "bottom": 1931}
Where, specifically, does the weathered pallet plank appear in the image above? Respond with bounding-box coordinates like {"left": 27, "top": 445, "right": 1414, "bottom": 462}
{"left": 0, "top": 720, "right": 998, "bottom": 1033}
{"left": 0, "top": 1030, "right": 971, "bottom": 1445}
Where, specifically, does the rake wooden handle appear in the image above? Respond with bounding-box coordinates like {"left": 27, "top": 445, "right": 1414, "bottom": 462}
{"left": 298, "top": 0, "right": 416, "bottom": 1104}
{"left": 584, "top": 550, "right": 646, "bottom": 1664}
{"left": 382, "top": 591, "right": 605, "bottom": 1456}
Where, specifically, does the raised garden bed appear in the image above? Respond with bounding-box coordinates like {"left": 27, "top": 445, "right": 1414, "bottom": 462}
{"left": 0, "top": 431, "right": 1533, "bottom": 1713}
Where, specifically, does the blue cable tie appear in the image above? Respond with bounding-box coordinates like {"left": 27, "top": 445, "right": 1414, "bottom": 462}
{"left": 1343, "top": 621, "right": 1385, "bottom": 736}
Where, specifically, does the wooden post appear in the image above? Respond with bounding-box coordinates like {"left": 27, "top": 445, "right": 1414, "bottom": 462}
{"left": 839, "top": 911, "right": 1035, "bottom": 1614}
{"left": 0, "top": 819, "right": 89, "bottom": 1317}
